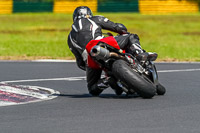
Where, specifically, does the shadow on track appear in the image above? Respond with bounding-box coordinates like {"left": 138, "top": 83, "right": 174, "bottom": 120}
{"left": 56, "top": 93, "right": 140, "bottom": 99}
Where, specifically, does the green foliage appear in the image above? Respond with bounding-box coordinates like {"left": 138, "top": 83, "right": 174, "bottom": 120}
{"left": 181, "top": 0, "right": 200, "bottom": 4}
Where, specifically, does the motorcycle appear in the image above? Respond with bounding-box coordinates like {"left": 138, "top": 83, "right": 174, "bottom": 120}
{"left": 86, "top": 36, "right": 166, "bottom": 98}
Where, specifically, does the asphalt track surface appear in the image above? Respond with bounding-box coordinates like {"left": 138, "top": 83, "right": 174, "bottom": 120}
{"left": 0, "top": 61, "right": 200, "bottom": 133}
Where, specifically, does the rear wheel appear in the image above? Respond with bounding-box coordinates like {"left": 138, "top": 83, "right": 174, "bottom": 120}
{"left": 112, "top": 60, "right": 156, "bottom": 98}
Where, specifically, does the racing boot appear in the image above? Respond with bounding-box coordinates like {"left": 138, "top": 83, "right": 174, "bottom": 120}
{"left": 136, "top": 52, "right": 158, "bottom": 62}
{"left": 97, "top": 78, "right": 110, "bottom": 90}
{"left": 128, "top": 34, "right": 158, "bottom": 62}
{"left": 129, "top": 43, "right": 158, "bottom": 62}
{"left": 108, "top": 77, "right": 123, "bottom": 96}
{"left": 89, "top": 78, "right": 109, "bottom": 96}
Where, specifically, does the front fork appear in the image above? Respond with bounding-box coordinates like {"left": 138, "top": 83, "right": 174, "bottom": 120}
{"left": 148, "top": 61, "right": 159, "bottom": 86}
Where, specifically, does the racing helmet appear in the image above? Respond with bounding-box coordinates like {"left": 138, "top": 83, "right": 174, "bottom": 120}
{"left": 73, "top": 6, "right": 93, "bottom": 22}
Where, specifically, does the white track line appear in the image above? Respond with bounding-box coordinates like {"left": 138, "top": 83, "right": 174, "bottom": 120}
{"left": 0, "top": 68, "right": 200, "bottom": 83}
{"left": 158, "top": 68, "right": 200, "bottom": 73}
{"left": 1, "top": 76, "right": 86, "bottom": 83}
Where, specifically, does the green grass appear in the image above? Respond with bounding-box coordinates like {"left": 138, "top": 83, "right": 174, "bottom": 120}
{"left": 0, "top": 13, "right": 200, "bottom": 61}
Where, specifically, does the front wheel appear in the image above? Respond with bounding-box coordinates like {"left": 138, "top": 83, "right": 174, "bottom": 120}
{"left": 156, "top": 83, "right": 166, "bottom": 95}
{"left": 112, "top": 60, "right": 156, "bottom": 98}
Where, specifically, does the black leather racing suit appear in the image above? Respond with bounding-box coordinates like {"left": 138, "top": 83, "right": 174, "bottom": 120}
{"left": 68, "top": 15, "right": 141, "bottom": 96}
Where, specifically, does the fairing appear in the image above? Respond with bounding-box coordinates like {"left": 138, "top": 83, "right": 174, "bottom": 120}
{"left": 86, "top": 36, "right": 119, "bottom": 69}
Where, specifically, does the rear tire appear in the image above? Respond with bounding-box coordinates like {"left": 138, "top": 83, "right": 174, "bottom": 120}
{"left": 112, "top": 60, "right": 156, "bottom": 98}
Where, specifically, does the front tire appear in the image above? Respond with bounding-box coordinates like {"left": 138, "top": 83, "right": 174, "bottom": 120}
{"left": 112, "top": 60, "right": 156, "bottom": 98}
{"left": 156, "top": 83, "right": 166, "bottom": 95}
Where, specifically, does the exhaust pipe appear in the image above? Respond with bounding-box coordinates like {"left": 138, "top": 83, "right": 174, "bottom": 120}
{"left": 90, "top": 45, "right": 125, "bottom": 60}
{"left": 90, "top": 45, "right": 110, "bottom": 60}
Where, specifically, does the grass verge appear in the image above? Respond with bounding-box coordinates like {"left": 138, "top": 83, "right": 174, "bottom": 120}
{"left": 0, "top": 13, "right": 200, "bottom": 61}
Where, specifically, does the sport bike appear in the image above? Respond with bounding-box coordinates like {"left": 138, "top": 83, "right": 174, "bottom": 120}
{"left": 86, "top": 36, "right": 166, "bottom": 98}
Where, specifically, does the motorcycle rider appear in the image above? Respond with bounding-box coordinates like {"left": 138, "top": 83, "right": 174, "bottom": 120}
{"left": 68, "top": 6, "right": 157, "bottom": 96}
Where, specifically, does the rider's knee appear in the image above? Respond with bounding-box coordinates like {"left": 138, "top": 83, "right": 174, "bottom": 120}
{"left": 129, "top": 34, "right": 140, "bottom": 45}
{"left": 129, "top": 34, "right": 140, "bottom": 41}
